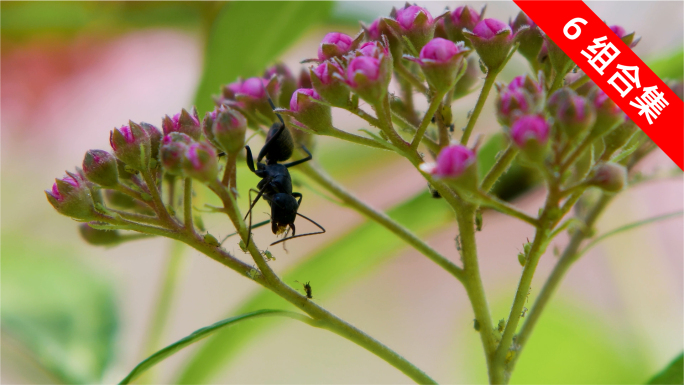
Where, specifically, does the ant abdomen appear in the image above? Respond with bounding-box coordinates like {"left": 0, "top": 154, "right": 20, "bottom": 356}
{"left": 258, "top": 122, "right": 294, "bottom": 164}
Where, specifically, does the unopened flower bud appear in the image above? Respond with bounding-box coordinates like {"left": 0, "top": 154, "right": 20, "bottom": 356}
{"left": 45, "top": 173, "right": 96, "bottom": 220}
{"left": 225, "top": 77, "right": 278, "bottom": 121}
{"left": 311, "top": 61, "right": 349, "bottom": 107}
{"left": 298, "top": 67, "right": 312, "bottom": 89}
{"left": 589, "top": 89, "right": 625, "bottom": 138}
{"left": 264, "top": 63, "right": 296, "bottom": 108}
{"left": 213, "top": 107, "right": 247, "bottom": 154}
{"left": 364, "top": 18, "right": 404, "bottom": 62}
{"left": 463, "top": 18, "right": 514, "bottom": 72}
{"left": 182, "top": 142, "right": 218, "bottom": 183}
{"left": 602, "top": 119, "right": 638, "bottom": 159}
{"left": 609, "top": 24, "right": 639, "bottom": 48}
{"left": 510, "top": 12, "right": 543, "bottom": 65}
{"left": 287, "top": 88, "right": 332, "bottom": 132}
{"left": 421, "top": 144, "right": 478, "bottom": 192}
{"left": 162, "top": 108, "right": 201, "bottom": 141}
{"left": 110, "top": 122, "right": 151, "bottom": 171}
{"left": 393, "top": 5, "right": 435, "bottom": 51}
{"left": 408, "top": 38, "right": 469, "bottom": 93}
{"left": 453, "top": 56, "right": 481, "bottom": 99}
{"left": 318, "top": 32, "right": 354, "bottom": 61}
{"left": 83, "top": 149, "right": 119, "bottom": 188}
{"left": 346, "top": 55, "right": 392, "bottom": 103}
{"left": 140, "top": 122, "right": 162, "bottom": 160}
{"left": 495, "top": 89, "right": 531, "bottom": 127}
{"left": 160, "top": 133, "right": 193, "bottom": 175}
{"left": 549, "top": 90, "right": 596, "bottom": 139}
{"left": 444, "top": 5, "right": 482, "bottom": 46}
{"left": 79, "top": 223, "right": 121, "bottom": 246}
{"left": 588, "top": 162, "right": 627, "bottom": 193}
{"left": 357, "top": 41, "right": 389, "bottom": 58}
{"left": 510, "top": 114, "right": 550, "bottom": 163}
{"left": 544, "top": 34, "right": 574, "bottom": 78}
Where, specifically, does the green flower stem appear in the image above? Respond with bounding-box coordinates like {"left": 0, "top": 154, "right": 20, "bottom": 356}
{"left": 325, "top": 127, "right": 389, "bottom": 150}
{"left": 560, "top": 134, "right": 594, "bottom": 173}
{"left": 481, "top": 145, "right": 518, "bottom": 192}
{"left": 221, "top": 152, "right": 239, "bottom": 194}
{"left": 410, "top": 89, "right": 447, "bottom": 151}
{"left": 387, "top": 108, "right": 440, "bottom": 155}
{"left": 455, "top": 203, "right": 498, "bottom": 362}
{"left": 476, "top": 191, "right": 539, "bottom": 227}
{"left": 399, "top": 75, "right": 420, "bottom": 126}
{"left": 372, "top": 98, "right": 410, "bottom": 150}
{"left": 568, "top": 73, "right": 590, "bottom": 90}
{"left": 138, "top": 240, "right": 187, "bottom": 384}
{"left": 114, "top": 184, "right": 155, "bottom": 208}
{"left": 460, "top": 70, "right": 498, "bottom": 146}
{"left": 165, "top": 174, "right": 177, "bottom": 209}
{"left": 492, "top": 189, "right": 562, "bottom": 382}
{"left": 395, "top": 62, "right": 428, "bottom": 94}
{"left": 298, "top": 161, "right": 465, "bottom": 283}
{"left": 207, "top": 180, "right": 438, "bottom": 384}
{"left": 435, "top": 101, "right": 450, "bottom": 150}
{"left": 347, "top": 106, "right": 381, "bottom": 128}
{"left": 505, "top": 193, "right": 612, "bottom": 374}
{"left": 142, "top": 170, "right": 177, "bottom": 227}
{"left": 183, "top": 178, "right": 193, "bottom": 230}
{"left": 548, "top": 71, "right": 565, "bottom": 96}
{"left": 108, "top": 209, "right": 161, "bottom": 226}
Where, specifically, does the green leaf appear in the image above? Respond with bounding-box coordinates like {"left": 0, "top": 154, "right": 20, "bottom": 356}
{"left": 192, "top": 1, "right": 334, "bottom": 115}
{"left": 175, "top": 190, "right": 454, "bottom": 383}
{"left": 647, "top": 49, "right": 684, "bottom": 80}
{"left": 1, "top": 232, "right": 118, "bottom": 384}
{"left": 119, "top": 310, "right": 312, "bottom": 384}
{"left": 647, "top": 353, "right": 683, "bottom": 384}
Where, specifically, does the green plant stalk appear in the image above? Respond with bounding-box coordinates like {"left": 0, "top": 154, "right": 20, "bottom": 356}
{"left": 476, "top": 191, "right": 539, "bottom": 227}
{"left": 568, "top": 73, "right": 590, "bottom": 90}
{"left": 460, "top": 71, "right": 498, "bottom": 146}
{"left": 411, "top": 89, "right": 447, "bottom": 151}
{"left": 505, "top": 193, "right": 612, "bottom": 374}
{"left": 481, "top": 145, "right": 518, "bottom": 192}
{"left": 395, "top": 62, "right": 428, "bottom": 94}
{"left": 108, "top": 209, "right": 161, "bottom": 226}
{"left": 298, "top": 161, "right": 465, "bottom": 283}
{"left": 435, "top": 100, "right": 450, "bottom": 150}
{"left": 548, "top": 71, "right": 566, "bottom": 95}
{"left": 138, "top": 240, "right": 187, "bottom": 384}
{"left": 455, "top": 203, "right": 498, "bottom": 370}
{"left": 387, "top": 107, "right": 440, "bottom": 154}
{"left": 326, "top": 127, "right": 389, "bottom": 150}
{"left": 142, "top": 170, "right": 177, "bottom": 226}
{"left": 184, "top": 178, "right": 193, "bottom": 229}
{"left": 560, "top": 134, "right": 594, "bottom": 172}
{"left": 209, "top": 180, "right": 438, "bottom": 384}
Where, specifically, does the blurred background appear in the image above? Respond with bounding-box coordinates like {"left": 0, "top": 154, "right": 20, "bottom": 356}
{"left": 1, "top": 1, "right": 682, "bottom": 384}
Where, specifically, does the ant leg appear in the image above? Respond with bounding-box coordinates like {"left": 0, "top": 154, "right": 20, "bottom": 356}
{"left": 245, "top": 187, "right": 267, "bottom": 247}
{"left": 268, "top": 97, "right": 286, "bottom": 125}
{"left": 220, "top": 220, "right": 270, "bottom": 245}
{"left": 292, "top": 192, "right": 303, "bottom": 207}
{"left": 270, "top": 212, "right": 325, "bottom": 246}
{"left": 283, "top": 145, "right": 312, "bottom": 168}
{"left": 245, "top": 146, "right": 257, "bottom": 173}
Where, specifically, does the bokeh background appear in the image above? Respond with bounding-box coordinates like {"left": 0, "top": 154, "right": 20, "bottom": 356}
{"left": 2, "top": 1, "right": 682, "bottom": 384}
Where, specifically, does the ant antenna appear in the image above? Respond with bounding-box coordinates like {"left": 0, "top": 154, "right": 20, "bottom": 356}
{"left": 267, "top": 97, "right": 286, "bottom": 126}
{"left": 270, "top": 212, "right": 326, "bottom": 246}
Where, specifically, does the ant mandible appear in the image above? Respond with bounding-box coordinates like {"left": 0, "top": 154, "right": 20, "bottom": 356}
{"left": 242, "top": 99, "right": 325, "bottom": 247}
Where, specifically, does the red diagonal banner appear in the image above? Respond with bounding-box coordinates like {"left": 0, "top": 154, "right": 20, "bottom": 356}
{"left": 515, "top": 0, "right": 684, "bottom": 170}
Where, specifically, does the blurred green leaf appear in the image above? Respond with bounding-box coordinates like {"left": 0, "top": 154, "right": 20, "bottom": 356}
{"left": 193, "top": 1, "right": 334, "bottom": 115}
{"left": 477, "top": 133, "right": 540, "bottom": 200}
{"left": 647, "top": 49, "right": 684, "bottom": 80}
{"left": 647, "top": 353, "right": 683, "bottom": 384}
{"left": 175, "top": 190, "right": 454, "bottom": 383}
{"left": 1, "top": 232, "right": 118, "bottom": 384}
{"left": 120, "top": 310, "right": 310, "bottom": 384}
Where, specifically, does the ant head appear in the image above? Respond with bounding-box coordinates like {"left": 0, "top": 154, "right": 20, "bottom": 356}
{"left": 269, "top": 193, "right": 298, "bottom": 234}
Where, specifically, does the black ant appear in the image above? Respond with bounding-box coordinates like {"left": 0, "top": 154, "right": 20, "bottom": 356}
{"left": 242, "top": 99, "right": 325, "bottom": 246}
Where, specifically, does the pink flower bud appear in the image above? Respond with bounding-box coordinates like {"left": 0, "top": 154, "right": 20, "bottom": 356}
{"left": 510, "top": 115, "right": 550, "bottom": 148}
{"left": 357, "top": 41, "right": 388, "bottom": 58}
{"left": 264, "top": 63, "right": 296, "bottom": 108}
{"left": 162, "top": 108, "right": 201, "bottom": 140}
{"left": 83, "top": 149, "right": 119, "bottom": 188}
{"left": 589, "top": 162, "right": 627, "bottom": 193}
{"left": 45, "top": 172, "right": 96, "bottom": 220}
{"left": 463, "top": 18, "right": 514, "bottom": 71}
{"left": 473, "top": 18, "right": 510, "bottom": 39}
{"left": 241, "top": 77, "right": 268, "bottom": 99}
{"left": 495, "top": 75, "right": 544, "bottom": 126}
{"left": 287, "top": 88, "right": 332, "bottom": 132}
{"left": 317, "top": 32, "right": 353, "bottom": 61}
{"left": 396, "top": 5, "right": 434, "bottom": 31}
{"left": 183, "top": 142, "right": 219, "bottom": 183}
{"left": 433, "top": 145, "right": 476, "bottom": 179}
{"left": 110, "top": 121, "right": 151, "bottom": 171}
{"left": 609, "top": 25, "right": 626, "bottom": 38}
{"left": 140, "top": 122, "right": 162, "bottom": 159}
{"left": 311, "top": 61, "right": 349, "bottom": 107}
{"left": 160, "top": 133, "right": 193, "bottom": 175}
{"left": 367, "top": 18, "right": 382, "bottom": 40}
{"left": 212, "top": 107, "right": 247, "bottom": 154}
{"left": 289, "top": 88, "right": 321, "bottom": 112}
{"left": 312, "top": 61, "right": 342, "bottom": 85}
{"left": 556, "top": 95, "right": 596, "bottom": 138}
{"left": 410, "top": 38, "right": 469, "bottom": 92}
{"left": 590, "top": 89, "right": 625, "bottom": 137}
{"left": 452, "top": 6, "right": 481, "bottom": 30}
{"left": 347, "top": 56, "right": 381, "bottom": 88}
{"left": 298, "top": 67, "right": 312, "bottom": 89}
